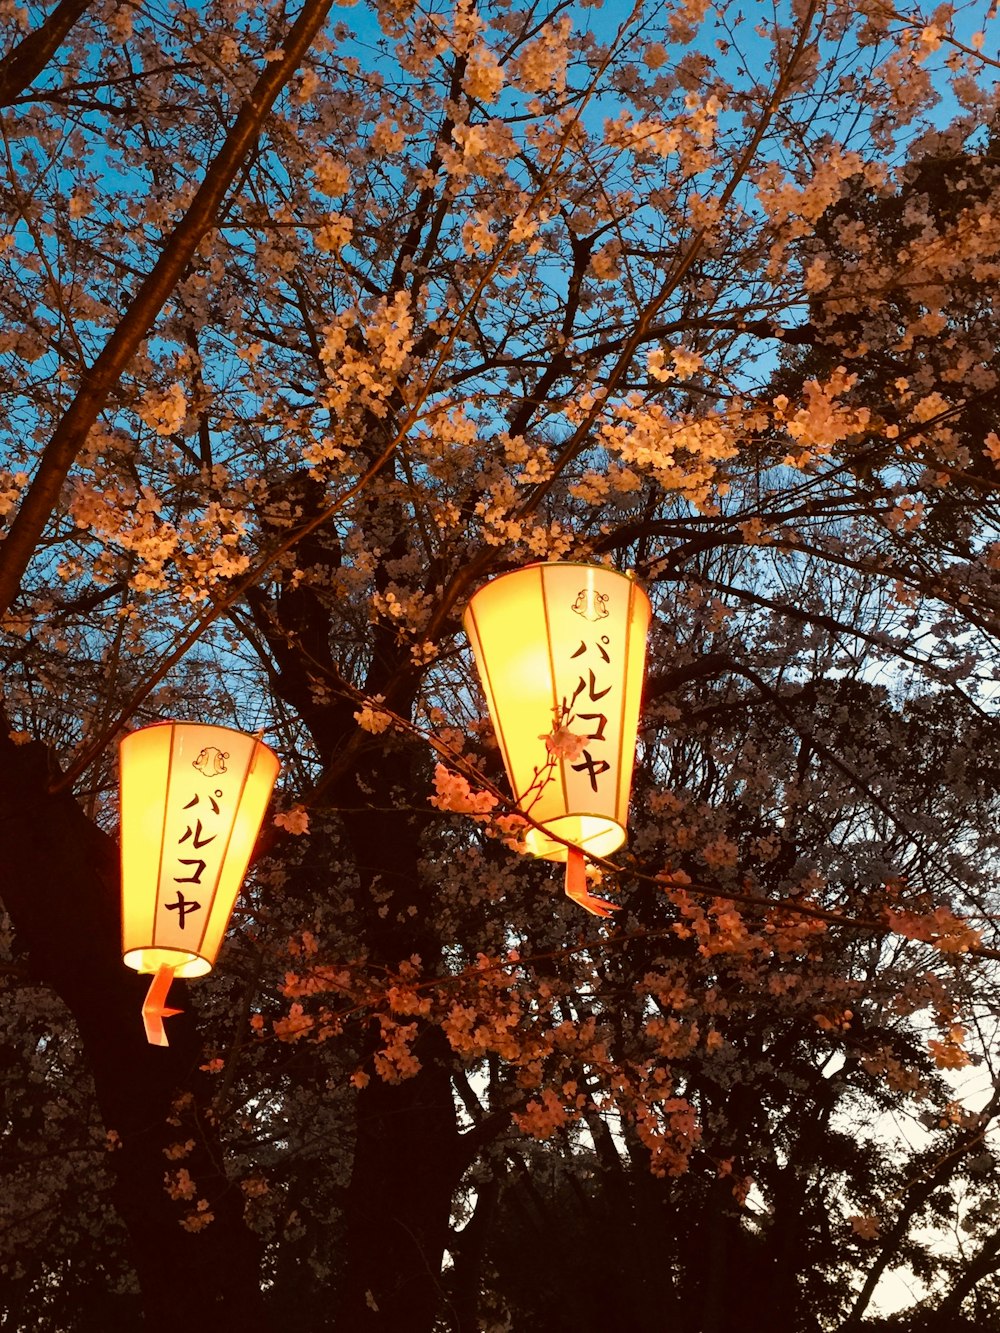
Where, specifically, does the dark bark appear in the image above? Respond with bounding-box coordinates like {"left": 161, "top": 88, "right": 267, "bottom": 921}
{"left": 248, "top": 484, "right": 469, "bottom": 1331}
{"left": 448, "top": 1174, "right": 499, "bottom": 1333}
{"left": 0, "top": 731, "right": 268, "bottom": 1332}
{"left": 332, "top": 775, "right": 465, "bottom": 1333}
{"left": 248, "top": 454, "right": 552, "bottom": 1332}
{"left": 337, "top": 1027, "right": 462, "bottom": 1333}
{"left": 0, "top": 0, "right": 92, "bottom": 106}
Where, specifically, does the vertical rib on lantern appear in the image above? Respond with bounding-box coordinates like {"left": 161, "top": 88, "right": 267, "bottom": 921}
{"left": 463, "top": 563, "right": 651, "bottom": 879}
{"left": 119, "top": 721, "right": 280, "bottom": 981}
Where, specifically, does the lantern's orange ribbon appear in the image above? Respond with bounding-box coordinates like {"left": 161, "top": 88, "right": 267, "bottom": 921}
{"left": 142, "top": 964, "right": 182, "bottom": 1046}
{"left": 564, "top": 845, "right": 619, "bottom": 918}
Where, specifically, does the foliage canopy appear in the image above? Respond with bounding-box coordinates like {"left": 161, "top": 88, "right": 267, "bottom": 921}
{"left": 3, "top": 1, "right": 1000, "bottom": 1329}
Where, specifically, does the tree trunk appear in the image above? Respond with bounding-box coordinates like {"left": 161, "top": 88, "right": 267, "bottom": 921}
{"left": 246, "top": 475, "right": 471, "bottom": 1331}
{"left": 338, "top": 1030, "right": 462, "bottom": 1332}
{"left": 0, "top": 732, "right": 269, "bottom": 1332}
{"left": 332, "top": 770, "right": 466, "bottom": 1332}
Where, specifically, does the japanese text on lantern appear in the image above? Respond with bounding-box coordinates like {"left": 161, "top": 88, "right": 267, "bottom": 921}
{"left": 562, "top": 585, "right": 614, "bottom": 793}
{"left": 158, "top": 744, "right": 230, "bottom": 944}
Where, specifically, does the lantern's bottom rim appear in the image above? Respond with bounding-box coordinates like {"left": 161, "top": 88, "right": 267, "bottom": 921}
{"left": 124, "top": 947, "right": 211, "bottom": 979}
{"left": 524, "top": 815, "right": 625, "bottom": 862}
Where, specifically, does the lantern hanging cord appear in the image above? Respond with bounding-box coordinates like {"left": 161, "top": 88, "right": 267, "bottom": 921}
{"left": 142, "top": 963, "right": 182, "bottom": 1046}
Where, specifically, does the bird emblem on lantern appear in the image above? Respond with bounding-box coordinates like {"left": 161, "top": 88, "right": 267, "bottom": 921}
{"left": 118, "top": 721, "right": 280, "bottom": 1044}
{"left": 463, "top": 562, "right": 651, "bottom": 916}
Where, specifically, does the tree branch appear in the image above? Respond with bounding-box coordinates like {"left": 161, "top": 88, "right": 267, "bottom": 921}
{"left": 0, "top": 0, "right": 92, "bottom": 107}
{"left": 0, "top": 0, "right": 337, "bottom": 618}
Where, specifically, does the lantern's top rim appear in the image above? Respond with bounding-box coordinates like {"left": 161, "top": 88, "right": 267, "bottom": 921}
{"left": 463, "top": 560, "right": 650, "bottom": 611}
{"left": 121, "top": 719, "right": 279, "bottom": 760}
{"left": 469, "top": 559, "right": 645, "bottom": 583}
{"left": 500, "top": 559, "right": 636, "bottom": 573}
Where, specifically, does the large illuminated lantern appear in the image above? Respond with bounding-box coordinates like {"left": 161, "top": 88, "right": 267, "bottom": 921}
{"left": 463, "top": 562, "right": 651, "bottom": 915}
{"left": 119, "top": 721, "right": 280, "bottom": 1044}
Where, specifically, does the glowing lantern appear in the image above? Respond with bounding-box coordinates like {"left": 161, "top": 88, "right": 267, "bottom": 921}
{"left": 463, "top": 562, "right": 651, "bottom": 916}
{"left": 119, "top": 721, "right": 280, "bottom": 1044}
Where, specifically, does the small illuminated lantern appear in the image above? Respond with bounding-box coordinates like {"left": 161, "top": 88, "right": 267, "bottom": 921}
{"left": 119, "top": 721, "right": 280, "bottom": 1044}
{"left": 463, "top": 562, "right": 651, "bottom": 916}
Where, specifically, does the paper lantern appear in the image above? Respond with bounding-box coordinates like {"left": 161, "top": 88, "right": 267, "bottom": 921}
{"left": 463, "top": 562, "right": 651, "bottom": 915}
{"left": 119, "top": 721, "right": 280, "bottom": 1044}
